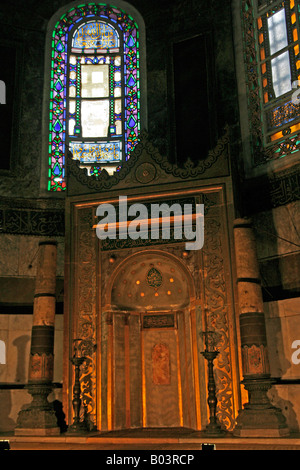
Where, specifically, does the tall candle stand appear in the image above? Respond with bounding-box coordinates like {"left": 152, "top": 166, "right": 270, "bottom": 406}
{"left": 67, "top": 339, "right": 88, "bottom": 434}
{"left": 201, "top": 331, "right": 225, "bottom": 435}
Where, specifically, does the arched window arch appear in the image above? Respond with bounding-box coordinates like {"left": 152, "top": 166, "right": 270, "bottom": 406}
{"left": 241, "top": 0, "right": 300, "bottom": 166}
{"left": 47, "top": 2, "right": 144, "bottom": 191}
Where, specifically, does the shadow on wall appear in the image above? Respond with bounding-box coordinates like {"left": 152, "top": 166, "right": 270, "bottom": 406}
{"left": 0, "top": 390, "right": 15, "bottom": 432}
{"left": 53, "top": 399, "right": 67, "bottom": 433}
{"left": 265, "top": 307, "right": 299, "bottom": 431}
{"left": 12, "top": 335, "right": 30, "bottom": 382}
{"left": 257, "top": 207, "right": 300, "bottom": 432}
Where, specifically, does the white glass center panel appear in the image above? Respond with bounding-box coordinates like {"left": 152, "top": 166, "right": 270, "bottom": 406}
{"left": 81, "top": 64, "right": 109, "bottom": 98}
{"left": 81, "top": 100, "right": 109, "bottom": 137}
{"left": 268, "top": 9, "right": 288, "bottom": 55}
{"left": 271, "top": 51, "right": 292, "bottom": 97}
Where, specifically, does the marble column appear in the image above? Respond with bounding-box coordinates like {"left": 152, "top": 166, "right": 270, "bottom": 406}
{"left": 233, "top": 218, "right": 289, "bottom": 437}
{"left": 15, "top": 241, "right": 60, "bottom": 435}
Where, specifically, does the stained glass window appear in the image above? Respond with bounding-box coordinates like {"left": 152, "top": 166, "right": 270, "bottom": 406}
{"left": 48, "top": 4, "right": 141, "bottom": 191}
{"left": 242, "top": 0, "right": 300, "bottom": 164}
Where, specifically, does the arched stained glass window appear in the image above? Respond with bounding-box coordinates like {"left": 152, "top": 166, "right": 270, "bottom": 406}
{"left": 48, "top": 3, "right": 141, "bottom": 191}
{"left": 242, "top": 0, "right": 300, "bottom": 165}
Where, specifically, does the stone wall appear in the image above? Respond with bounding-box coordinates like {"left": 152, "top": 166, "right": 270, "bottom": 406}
{"left": 0, "top": 315, "right": 63, "bottom": 432}
{"left": 0, "top": 233, "right": 64, "bottom": 432}
{"left": 254, "top": 200, "right": 300, "bottom": 432}
{"left": 265, "top": 299, "right": 300, "bottom": 432}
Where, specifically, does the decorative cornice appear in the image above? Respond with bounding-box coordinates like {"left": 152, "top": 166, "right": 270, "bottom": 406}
{"left": 66, "top": 127, "right": 230, "bottom": 195}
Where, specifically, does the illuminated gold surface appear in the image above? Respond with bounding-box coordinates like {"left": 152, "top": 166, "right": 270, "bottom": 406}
{"left": 175, "top": 328, "right": 184, "bottom": 427}
{"left": 107, "top": 319, "right": 113, "bottom": 430}
{"left": 124, "top": 318, "right": 131, "bottom": 428}
{"left": 141, "top": 328, "right": 147, "bottom": 428}
{"left": 190, "top": 307, "right": 201, "bottom": 430}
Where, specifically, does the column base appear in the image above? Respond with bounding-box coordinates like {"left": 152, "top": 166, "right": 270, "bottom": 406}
{"left": 233, "top": 406, "right": 290, "bottom": 437}
{"left": 15, "top": 383, "right": 60, "bottom": 436}
{"left": 15, "top": 406, "right": 60, "bottom": 436}
{"left": 233, "top": 376, "right": 289, "bottom": 437}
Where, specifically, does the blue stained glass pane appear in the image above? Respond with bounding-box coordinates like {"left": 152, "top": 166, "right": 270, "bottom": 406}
{"left": 70, "top": 141, "right": 122, "bottom": 163}
{"left": 56, "top": 41, "right": 64, "bottom": 52}
{"left": 53, "top": 163, "right": 61, "bottom": 175}
{"left": 127, "top": 74, "right": 135, "bottom": 87}
{"left": 54, "top": 120, "right": 62, "bottom": 132}
{"left": 128, "top": 116, "right": 136, "bottom": 128}
{"left": 55, "top": 79, "right": 63, "bottom": 91}
{"left": 127, "top": 35, "right": 135, "bottom": 47}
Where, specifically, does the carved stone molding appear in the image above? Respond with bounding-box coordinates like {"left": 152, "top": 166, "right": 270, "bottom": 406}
{"left": 0, "top": 198, "right": 64, "bottom": 237}
{"left": 66, "top": 128, "right": 230, "bottom": 195}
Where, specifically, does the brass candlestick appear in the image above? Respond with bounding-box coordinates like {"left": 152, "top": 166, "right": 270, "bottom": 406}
{"left": 201, "top": 331, "right": 225, "bottom": 435}
{"left": 67, "top": 339, "right": 88, "bottom": 434}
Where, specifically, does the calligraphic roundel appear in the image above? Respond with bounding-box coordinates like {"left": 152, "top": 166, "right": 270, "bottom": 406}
{"left": 73, "top": 21, "right": 119, "bottom": 50}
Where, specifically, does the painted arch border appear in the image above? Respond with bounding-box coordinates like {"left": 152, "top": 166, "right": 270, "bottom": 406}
{"left": 40, "top": 0, "right": 147, "bottom": 197}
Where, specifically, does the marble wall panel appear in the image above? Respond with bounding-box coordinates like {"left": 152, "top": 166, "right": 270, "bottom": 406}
{"left": 254, "top": 201, "right": 300, "bottom": 261}
{"left": 0, "top": 234, "right": 19, "bottom": 276}
{"left": 0, "top": 234, "right": 64, "bottom": 279}
{"left": 129, "top": 315, "right": 142, "bottom": 428}
{"left": 0, "top": 314, "right": 63, "bottom": 384}
{"left": 265, "top": 298, "right": 300, "bottom": 379}
{"left": 177, "top": 311, "right": 197, "bottom": 429}
{"left": 0, "top": 314, "right": 9, "bottom": 329}
{"left": 113, "top": 313, "right": 126, "bottom": 430}
{"left": 269, "top": 384, "right": 300, "bottom": 432}
{"left": 100, "top": 313, "right": 108, "bottom": 430}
